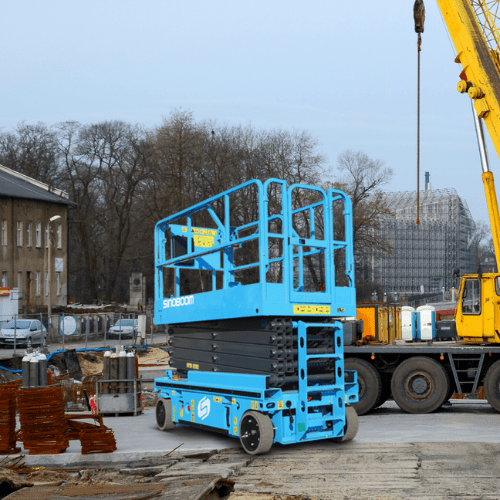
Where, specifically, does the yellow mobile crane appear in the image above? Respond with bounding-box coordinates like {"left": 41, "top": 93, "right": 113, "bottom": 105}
{"left": 343, "top": 1, "right": 500, "bottom": 416}
{"left": 436, "top": 0, "right": 500, "bottom": 343}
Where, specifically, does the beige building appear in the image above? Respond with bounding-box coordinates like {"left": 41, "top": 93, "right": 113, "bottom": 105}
{"left": 0, "top": 165, "right": 74, "bottom": 313}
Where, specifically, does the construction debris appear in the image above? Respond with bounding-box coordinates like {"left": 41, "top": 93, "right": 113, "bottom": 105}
{"left": 17, "top": 386, "right": 69, "bottom": 455}
{"left": 0, "top": 383, "right": 21, "bottom": 454}
{"left": 66, "top": 414, "right": 117, "bottom": 454}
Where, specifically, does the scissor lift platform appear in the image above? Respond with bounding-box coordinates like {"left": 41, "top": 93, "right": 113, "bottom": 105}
{"left": 154, "top": 179, "right": 359, "bottom": 453}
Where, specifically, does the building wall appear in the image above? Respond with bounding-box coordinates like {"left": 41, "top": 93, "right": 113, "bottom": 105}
{"left": 0, "top": 197, "right": 68, "bottom": 311}
{"left": 370, "top": 189, "right": 475, "bottom": 294}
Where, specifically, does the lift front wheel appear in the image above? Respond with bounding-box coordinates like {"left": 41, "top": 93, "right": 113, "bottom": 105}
{"left": 333, "top": 406, "right": 359, "bottom": 443}
{"left": 156, "top": 398, "right": 175, "bottom": 430}
{"left": 391, "top": 357, "right": 449, "bottom": 414}
{"left": 484, "top": 360, "right": 500, "bottom": 412}
{"left": 239, "top": 411, "right": 274, "bottom": 455}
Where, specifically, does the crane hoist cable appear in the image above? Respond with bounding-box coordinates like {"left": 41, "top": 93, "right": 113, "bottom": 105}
{"left": 414, "top": 0, "right": 425, "bottom": 225}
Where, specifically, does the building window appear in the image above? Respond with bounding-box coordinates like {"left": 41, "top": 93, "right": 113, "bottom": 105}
{"left": 36, "top": 222, "right": 41, "bottom": 248}
{"left": 1, "top": 221, "right": 6, "bottom": 246}
{"left": 45, "top": 223, "right": 49, "bottom": 249}
{"left": 35, "top": 272, "right": 40, "bottom": 296}
{"left": 17, "top": 222, "right": 23, "bottom": 247}
{"left": 26, "top": 222, "right": 31, "bottom": 247}
{"left": 45, "top": 271, "right": 48, "bottom": 296}
{"left": 17, "top": 271, "right": 23, "bottom": 293}
{"left": 57, "top": 225, "right": 62, "bottom": 249}
{"left": 1, "top": 272, "right": 7, "bottom": 287}
{"left": 56, "top": 272, "right": 61, "bottom": 296}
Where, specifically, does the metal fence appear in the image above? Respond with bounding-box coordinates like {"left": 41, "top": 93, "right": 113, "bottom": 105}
{"left": 0, "top": 312, "right": 167, "bottom": 356}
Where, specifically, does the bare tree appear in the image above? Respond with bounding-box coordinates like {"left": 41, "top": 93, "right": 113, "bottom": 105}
{"left": 325, "top": 150, "right": 394, "bottom": 295}
{"left": 0, "top": 122, "right": 61, "bottom": 185}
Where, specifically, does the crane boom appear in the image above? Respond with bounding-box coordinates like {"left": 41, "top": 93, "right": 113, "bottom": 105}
{"left": 436, "top": 0, "right": 500, "bottom": 269}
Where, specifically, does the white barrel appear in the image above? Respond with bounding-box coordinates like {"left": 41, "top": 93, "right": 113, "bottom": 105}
{"left": 118, "top": 346, "right": 127, "bottom": 394}
{"left": 38, "top": 353, "right": 48, "bottom": 387}
{"left": 22, "top": 354, "right": 31, "bottom": 388}
{"left": 110, "top": 349, "right": 118, "bottom": 393}
{"left": 29, "top": 354, "right": 39, "bottom": 388}
{"left": 102, "top": 350, "right": 111, "bottom": 394}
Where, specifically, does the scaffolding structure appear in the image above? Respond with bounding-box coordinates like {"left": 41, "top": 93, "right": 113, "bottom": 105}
{"left": 372, "top": 188, "right": 475, "bottom": 293}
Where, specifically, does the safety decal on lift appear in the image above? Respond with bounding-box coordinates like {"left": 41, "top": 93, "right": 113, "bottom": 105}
{"left": 251, "top": 401, "right": 259, "bottom": 410}
{"left": 198, "top": 396, "right": 211, "bottom": 420}
{"left": 232, "top": 398, "right": 236, "bottom": 404}
{"left": 293, "top": 305, "right": 331, "bottom": 315}
{"left": 186, "top": 363, "right": 199, "bottom": 370}
{"left": 180, "top": 408, "right": 183, "bottom": 418}
{"left": 194, "top": 235, "right": 215, "bottom": 248}
{"left": 213, "top": 397, "right": 222, "bottom": 403}
{"left": 181, "top": 227, "right": 217, "bottom": 236}
{"left": 278, "top": 401, "right": 284, "bottom": 410}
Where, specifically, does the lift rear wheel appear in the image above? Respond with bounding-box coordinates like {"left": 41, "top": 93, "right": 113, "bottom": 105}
{"left": 239, "top": 411, "right": 274, "bottom": 455}
{"left": 391, "top": 357, "right": 450, "bottom": 414}
{"left": 333, "top": 406, "right": 359, "bottom": 443}
{"left": 156, "top": 398, "right": 175, "bottom": 430}
{"left": 344, "top": 358, "right": 382, "bottom": 415}
{"left": 484, "top": 360, "right": 500, "bottom": 412}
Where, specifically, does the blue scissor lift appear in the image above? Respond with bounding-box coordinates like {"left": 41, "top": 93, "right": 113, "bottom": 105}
{"left": 154, "top": 179, "right": 359, "bottom": 454}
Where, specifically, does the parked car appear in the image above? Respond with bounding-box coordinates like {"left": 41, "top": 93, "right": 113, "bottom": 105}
{"left": 107, "top": 318, "right": 138, "bottom": 339}
{"left": 0, "top": 319, "right": 47, "bottom": 348}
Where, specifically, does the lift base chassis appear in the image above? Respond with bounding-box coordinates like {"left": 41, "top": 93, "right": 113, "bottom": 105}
{"left": 155, "top": 369, "right": 358, "bottom": 448}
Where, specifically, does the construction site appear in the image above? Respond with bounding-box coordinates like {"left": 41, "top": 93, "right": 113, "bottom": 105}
{"left": 3, "top": 1, "right": 500, "bottom": 499}
{"left": 372, "top": 178, "right": 476, "bottom": 295}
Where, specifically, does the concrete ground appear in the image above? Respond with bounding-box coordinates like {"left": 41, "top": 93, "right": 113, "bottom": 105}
{"left": 15, "top": 398, "right": 500, "bottom": 466}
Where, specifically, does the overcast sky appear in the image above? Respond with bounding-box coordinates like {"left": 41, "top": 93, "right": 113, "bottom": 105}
{"left": 2, "top": 1, "right": 496, "bottom": 225}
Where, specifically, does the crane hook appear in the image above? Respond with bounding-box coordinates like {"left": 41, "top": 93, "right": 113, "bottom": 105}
{"left": 414, "top": 0, "right": 425, "bottom": 34}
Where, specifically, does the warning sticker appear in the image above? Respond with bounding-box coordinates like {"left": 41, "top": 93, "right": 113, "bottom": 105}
{"left": 193, "top": 235, "right": 215, "bottom": 248}
{"left": 182, "top": 227, "right": 217, "bottom": 235}
{"left": 293, "top": 305, "right": 331, "bottom": 315}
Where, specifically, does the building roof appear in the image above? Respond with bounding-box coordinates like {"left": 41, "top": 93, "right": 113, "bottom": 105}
{"left": 380, "top": 187, "right": 473, "bottom": 225}
{"left": 0, "top": 165, "right": 75, "bottom": 206}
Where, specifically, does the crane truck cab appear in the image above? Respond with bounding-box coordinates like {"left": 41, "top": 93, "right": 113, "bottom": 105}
{"left": 456, "top": 273, "right": 500, "bottom": 343}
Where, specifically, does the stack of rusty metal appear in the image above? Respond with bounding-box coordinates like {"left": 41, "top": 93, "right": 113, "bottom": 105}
{"left": 17, "top": 385, "right": 69, "bottom": 454}
{"left": 0, "top": 383, "right": 21, "bottom": 454}
{"left": 66, "top": 414, "right": 117, "bottom": 454}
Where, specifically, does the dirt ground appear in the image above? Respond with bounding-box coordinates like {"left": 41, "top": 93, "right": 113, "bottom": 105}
{"left": 3, "top": 442, "right": 500, "bottom": 499}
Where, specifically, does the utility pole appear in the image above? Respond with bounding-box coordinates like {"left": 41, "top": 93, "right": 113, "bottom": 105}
{"left": 47, "top": 215, "right": 61, "bottom": 335}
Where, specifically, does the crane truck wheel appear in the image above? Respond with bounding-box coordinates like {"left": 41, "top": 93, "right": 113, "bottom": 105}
{"left": 484, "top": 360, "right": 500, "bottom": 412}
{"left": 239, "top": 411, "right": 274, "bottom": 455}
{"left": 373, "top": 375, "right": 392, "bottom": 409}
{"left": 391, "top": 357, "right": 450, "bottom": 414}
{"left": 333, "top": 406, "right": 359, "bottom": 443}
{"left": 156, "top": 398, "right": 175, "bottom": 430}
{"left": 344, "top": 358, "right": 382, "bottom": 415}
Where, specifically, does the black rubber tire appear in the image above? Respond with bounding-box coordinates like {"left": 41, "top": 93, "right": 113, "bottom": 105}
{"left": 239, "top": 411, "right": 274, "bottom": 455}
{"left": 391, "top": 357, "right": 450, "bottom": 414}
{"left": 344, "top": 358, "right": 382, "bottom": 415}
{"left": 484, "top": 360, "right": 500, "bottom": 412}
{"left": 156, "top": 398, "right": 175, "bottom": 430}
{"left": 333, "top": 406, "right": 359, "bottom": 443}
{"left": 373, "top": 375, "right": 392, "bottom": 409}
